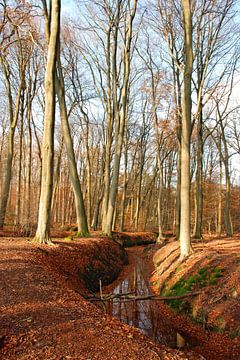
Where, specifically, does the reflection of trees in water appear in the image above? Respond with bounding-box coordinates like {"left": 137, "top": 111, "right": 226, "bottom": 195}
{"left": 106, "top": 259, "right": 176, "bottom": 347}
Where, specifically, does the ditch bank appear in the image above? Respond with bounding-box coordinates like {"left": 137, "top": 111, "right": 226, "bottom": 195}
{"left": 0, "top": 233, "right": 202, "bottom": 360}
{"left": 148, "top": 237, "right": 240, "bottom": 360}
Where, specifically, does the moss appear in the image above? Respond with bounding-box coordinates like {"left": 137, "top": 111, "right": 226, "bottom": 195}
{"left": 175, "top": 265, "right": 183, "bottom": 273}
{"left": 216, "top": 316, "right": 226, "bottom": 330}
{"left": 64, "top": 236, "right": 73, "bottom": 241}
{"left": 162, "top": 266, "right": 225, "bottom": 313}
{"left": 229, "top": 326, "right": 240, "bottom": 339}
{"left": 74, "top": 231, "right": 89, "bottom": 238}
{"left": 70, "top": 226, "right": 78, "bottom": 232}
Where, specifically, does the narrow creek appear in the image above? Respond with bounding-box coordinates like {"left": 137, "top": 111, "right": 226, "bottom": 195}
{"left": 104, "top": 254, "right": 178, "bottom": 348}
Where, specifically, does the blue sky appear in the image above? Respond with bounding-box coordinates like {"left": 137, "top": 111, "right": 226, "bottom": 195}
{"left": 62, "top": 0, "right": 77, "bottom": 15}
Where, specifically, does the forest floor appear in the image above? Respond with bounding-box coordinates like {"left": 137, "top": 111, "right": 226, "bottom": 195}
{"left": 0, "top": 229, "right": 239, "bottom": 359}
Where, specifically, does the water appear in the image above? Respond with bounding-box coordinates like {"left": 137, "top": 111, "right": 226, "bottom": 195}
{"left": 105, "top": 257, "right": 177, "bottom": 347}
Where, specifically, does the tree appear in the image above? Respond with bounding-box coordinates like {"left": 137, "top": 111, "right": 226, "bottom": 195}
{"left": 0, "top": 1, "right": 31, "bottom": 228}
{"left": 33, "top": 0, "right": 61, "bottom": 243}
{"left": 179, "top": 0, "right": 193, "bottom": 258}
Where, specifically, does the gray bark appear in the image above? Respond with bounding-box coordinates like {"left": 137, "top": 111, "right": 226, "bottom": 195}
{"left": 179, "top": 0, "right": 193, "bottom": 258}
{"left": 34, "top": 0, "right": 60, "bottom": 243}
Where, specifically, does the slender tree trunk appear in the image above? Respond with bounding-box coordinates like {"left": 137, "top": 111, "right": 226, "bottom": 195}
{"left": 224, "top": 158, "right": 233, "bottom": 236}
{"left": 175, "top": 142, "right": 181, "bottom": 239}
{"left": 217, "top": 152, "right": 222, "bottom": 235}
{"left": 172, "top": 61, "right": 182, "bottom": 240}
{"left": 86, "top": 125, "right": 91, "bottom": 226}
{"left": 120, "top": 144, "right": 128, "bottom": 232}
{"left": 134, "top": 162, "right": 143, "bottom": 231}
{"left": 34, "top": 0, "right": 61, "bottom": 243}
{"left": 156, "top": 160, "right": 164, "bottom": 243}
{"left": 56, "top": 61, "right": 89, "bottom": 236}
{"left": 219, "top": 119, "right": 233, "bottom": 237}
{"left": 0, "top": 64, "right": 23, "bottom": 229}
{"left": 193, "top": 103, "right": 203, "bottom": 239}
{"left": 15, "top": 91, "right": 25, "bottom": 225}
{"left": 51, "top": 139, "right": 63, "bottom": 213}
{"left": 103, "top": 1, "right": 137, "bottom": 236}
{"left": 102, "top": 27, "right": 113, "bottom": 231}
{"left": 179, "top": 0, "right": 193, "bottom": 258}
{"left": 25, "top": 92, "right": 33, "bottom": 229}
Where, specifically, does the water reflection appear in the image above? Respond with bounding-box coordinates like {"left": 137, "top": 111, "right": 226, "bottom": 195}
{"left": 105, "top": 258, "right": 177, "bottom": 347}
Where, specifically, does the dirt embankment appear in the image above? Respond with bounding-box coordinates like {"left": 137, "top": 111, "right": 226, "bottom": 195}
{"left": 149, "top": 236, "right": 240, "bottom": 360}
{"left": 0, "top": 234, "right": 203, "bottom": 360}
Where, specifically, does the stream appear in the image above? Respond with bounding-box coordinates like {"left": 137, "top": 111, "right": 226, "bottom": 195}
{"left": 105, "top": 255, "right": 178, "bottom": 348}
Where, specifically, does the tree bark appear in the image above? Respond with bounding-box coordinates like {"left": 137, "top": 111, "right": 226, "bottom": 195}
{"left": 193, "top": 102, "right": 203, "bottom": 239}
{"left": 103, "top": 1, "right": 137, "bottom": 236}
{"left": 56, "top": 64, "right": 89, "bottom": 236}
{"left": 0, "top": 59, "right": 23, "bottom": 229}
{"left": 217, "top": 147, "right": 222, "bottom": 235}
{"left": 34, "top": 0, "right": 60, "bottom": 243}
{"left": 179, "top": 0, "right": 193, "bottom": 258}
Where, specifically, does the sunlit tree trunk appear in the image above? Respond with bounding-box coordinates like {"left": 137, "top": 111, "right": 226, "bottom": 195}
{"left": 179, "top": 0, "right": 193, "bottom": 258}
{"left": 56, "top": 65, "right": 89, "bottom": 236}
{"left": 120, "top": 142, "right": 128, "bottom": 232}
{"left": 101, "top": 27, "right": 113, "bottom": 231}
{"left": 34, "top": 0, "right": 60, "bottom": 243}
{"left": 156, "top": 163, "right": 164, "bottom": 242}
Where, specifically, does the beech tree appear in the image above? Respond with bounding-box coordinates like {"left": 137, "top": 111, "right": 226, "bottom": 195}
{"left": 0, "top": 0, "right": 240, "bottom": 241}
{"left": 178, "top": 0, "right": 193, "bottom": 258}
{"left": 0, "top": 2, "right": 32, "bottom": 228}
{"left": 33, "top": 0, "right": 60, "bottom": 243}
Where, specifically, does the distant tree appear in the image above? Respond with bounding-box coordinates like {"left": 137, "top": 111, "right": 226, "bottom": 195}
{"left": 0, "top": 2, "right": 31, "bottom": 228}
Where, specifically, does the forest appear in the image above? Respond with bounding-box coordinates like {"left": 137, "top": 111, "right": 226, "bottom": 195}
{"left": 0, "top": 1, "right": 240, "bottom": 359}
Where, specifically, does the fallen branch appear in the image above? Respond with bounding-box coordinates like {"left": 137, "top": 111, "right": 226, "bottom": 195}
{"left": 87, "top": 291, "right": 201, "bottom": 302}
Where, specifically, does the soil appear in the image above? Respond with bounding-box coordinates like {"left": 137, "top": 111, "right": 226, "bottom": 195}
{"left": 0, "top": 231, "right": 239, "bottom": 359}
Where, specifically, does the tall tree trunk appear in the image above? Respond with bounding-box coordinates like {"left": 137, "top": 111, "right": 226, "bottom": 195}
{"left": 193, "top": 103, "right": 203, "bottom": 239}
{"left": 219, "top": 117, "right": 233, "bottom": 237}
{"left": 25, "top": 91, "right": 33, "bottom": 229}
{"left": 156, "top": 163, "right": 164, "bottom": 242}
{"left": 134, "top": 160, "right": 143, "bottom": 231}
{"left": 172, "top": 60, "right": 182, "bottom": 240}
{"left": 224, "top": 158, "right": 233, "bottom": 236}
{"left": 179, "top": 0, "right": 193, "bottom": 258}
{"left": 51, "top": 138, "right": 63, "bottom": 213}
{"left": 0, "top": 60, "right": 23, "bottom": 229}
{"left": 15, "top": 91, "right": 25, "bottom": 225}
{"left": 103, "top": 0, "right": 137, "bottom": 237}
{"left": 56, "top": 62, "right": 89, "bottom": 236}
{"left": 119, "top": 143, "right": 128, "bottom": 232}
{"left": 85, "top": 123, "right": 91, "bottom": 226}
{"left": 175, "top": 141, "right": 181, "bottom": 239}
{"left": 34, "top": 0, "right": 60, "bottom": 243}
{"left": 102, "top": 27, "right": 113, "bottom": 231}
{"left": 217, "top": 149, "right": 222, "bottom": 235}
